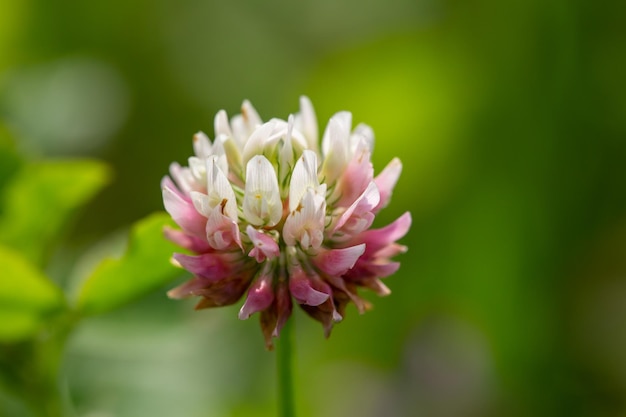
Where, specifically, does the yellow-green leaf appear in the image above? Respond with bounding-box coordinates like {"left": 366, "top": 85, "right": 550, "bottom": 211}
{"left": 0, "top": 159, "right": 111, "bottom": 265}
{"left": 0, "top": 245, "right": 65, "bottom": 342}
{"left": 76, "top": 212, "right": 182, "bottom": 316}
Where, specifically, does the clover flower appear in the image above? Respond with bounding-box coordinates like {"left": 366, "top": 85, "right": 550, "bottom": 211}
{"left": 162, "top": 97, "right": 411, "bottom": 348}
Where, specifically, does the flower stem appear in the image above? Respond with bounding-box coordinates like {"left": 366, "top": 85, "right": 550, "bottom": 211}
{"left": 277, "top": 318, "right": 296, "bottom": 417}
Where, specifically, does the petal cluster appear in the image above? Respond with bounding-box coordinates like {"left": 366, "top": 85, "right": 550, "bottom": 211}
{"left": 162, "top": 97, "right": 411, "bottom": 348}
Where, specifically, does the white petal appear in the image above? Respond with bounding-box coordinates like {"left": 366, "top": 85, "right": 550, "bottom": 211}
{"left": 278, "top": 115, "right": 296, "bottom": 188}
{"left": 190, "top": 191, "right": 211, "bottom": 217}
{"left": 193, "top": 131, "right": 212, "bottom": 157}
{"left": 322, "top": 111, "right": 351, "bottom": 156}
{"left": 241, "top": 99, "right": 262, "bottom": 129}
{"left": 210, "top": 133, "right": 242, "bottom": 178}
{"left": 223, "top": 136, "right": 243, "bottom": 174}
{"left": 297, "top": 95, "right": 318, "bottom": 152}
{"left": 169, "top": 162, "right": 196, "bottom": 194}
{"left": 283, "top": 189, "right": 326, "bottom": 249}
{"left": 242, "top": 120, "right": 277, "bottom": 166}
{"left": 230, "top": 115, "right": 247, "bottom": 147}
{"left": 289, "top": 150, "right": 320, "bottom": 212}
{"left": 206, "top": 156, "right": 238, "bottom": 220}
{"left": 243, "top": 155, "right": 282, "bottom": 226}
{"left": 209, "top": 136, "right": 229, "bottom": 172}
{"left": 188, "top": 157, "right": 206, "bottom": 182}
{"left": 352, "top": 123, "right": 374, "bottom": 152}
{"left": 214, "top": 109, "right": 233, "bottom": 138}
{"left": 320, "top": 117, "right": 350, "bottom": 185}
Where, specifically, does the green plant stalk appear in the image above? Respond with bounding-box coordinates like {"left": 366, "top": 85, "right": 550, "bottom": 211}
{"left": 277, "top": 318, "right": 295, "bottom": 417}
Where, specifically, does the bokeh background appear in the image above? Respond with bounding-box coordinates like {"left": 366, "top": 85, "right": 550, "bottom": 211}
{"left": 2, "top": 0, "right": 626, "bottom": 416}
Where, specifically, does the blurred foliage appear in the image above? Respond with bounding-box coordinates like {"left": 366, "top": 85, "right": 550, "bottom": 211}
{"left": 0, "top": 127, "right": 184, "bottom": 415}
{"left": 0, "top": 0, "right": 626, "bottom": 416}
{"left": 0, "top": 160, "right": 110, "bottom": 265}
{"left": 0, "top": 246, "right": 64, "bottom": 342}
{"left": 77, "top": 213, "right": 180, "bottom": 316}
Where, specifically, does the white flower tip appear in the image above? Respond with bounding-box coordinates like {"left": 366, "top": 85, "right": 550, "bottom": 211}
{"left": 389, "top": 157, "right": 403, "bottom": 171}
{"left": 241, "top": 99, "right": 262, "bottom": 127}
{"left": 238, "top": 309, "right": 248, "bottom": 320}
{"left": 214, "top": 109, "right": 232, "bottom": 137}
{"left": 353, "top": 123, "right": 375, "bottom": 151}
{"left": 169, "top": 256, "right": 182, "bottom": 268}
{"left": 299, "top": 95, "right": 312, "bottom": 107}
{"left": 332, "top": 311, "right": 343, "bottom": 322}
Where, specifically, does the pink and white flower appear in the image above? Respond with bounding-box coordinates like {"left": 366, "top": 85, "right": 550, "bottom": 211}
{"left": 162, "top": 97, "right": 411, "bottom": 348}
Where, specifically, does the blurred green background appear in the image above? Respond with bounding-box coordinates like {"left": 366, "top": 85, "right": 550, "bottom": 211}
{"left": 2, "top": 0, "right": 626, "bottom": 416}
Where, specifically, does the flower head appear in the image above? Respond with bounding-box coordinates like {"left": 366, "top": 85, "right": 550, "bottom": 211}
{"left": 162, "top": 97, "right": 411, "bottom": 348}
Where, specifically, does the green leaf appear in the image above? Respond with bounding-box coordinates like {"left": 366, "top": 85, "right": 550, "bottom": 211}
{"left": 0, "top": 245, "right": 65, "bottom": 342}
{"left": 76, "top": 212, "right": 182, "bottom": 316}
{"left": 0, "top": 159, "right": 111, "bottom": 265}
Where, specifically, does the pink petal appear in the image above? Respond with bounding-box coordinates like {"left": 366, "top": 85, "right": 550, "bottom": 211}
{"left": 206, "top": 208, "right": 242, "bottom": 250}
{"left": 364, "top": 278, "right": 392, "bottom": 296}
{"left": 289, "top": 267, "right": 330, "bottom": 306}
{"left": 261, "top": 280, "right": 293, "bottom": 349}
{"left": 335, "top": 143, "right": 374, "bottom": 208}
{"left": 172, "top": 252, "right": 236, "bottom": 281}
{"left": 331, "top": 181, "right": 380, "bottom": 233}
{"left": 163, "top": 226, "right": 212, "bottom": 253}
{"left": 348, "top": 260, "right": 401, "bottom": 280}
{"left": 337, "top": 212, "right": 375, "bottom": 238}
{"left": 273, "top": 280, "right": 293, "bottom": 338}
{"left": 247, "top": 225, "right": 280, "bottom": 262}
{"left": 239, "top": 273, "right": 275, "bottom": 319}
{"left": 162, "top": 184, "right": 207, "bottom": 238}
{"left": 375, "top": 243, "right": 408, "bottom": 259}
{"left": 161, "top": 176, "right": 183, "bottom": 198}
{"left": 325, "top": 275, "right": 370, "bottom": 314}
{"left": 167, "top": 277, "right": 207, "bottom": 299}
{"left": 300, "top": 296, "right": 342, "bottom": 338}
{"left": 193, "top": 273, "right": 253, "bottom": 309}
{"left": 357, "top": 212, "right": 412, "bottom": 255}
{"left": 373, "top": 158, "right": 402, "bottom": 213}
{"left": 313, "top": 244, "right": 366, "bottom": 276}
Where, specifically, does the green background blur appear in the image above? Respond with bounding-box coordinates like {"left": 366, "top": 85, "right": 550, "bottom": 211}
{"left": 2, "top": 0, "right": 626, "bottom": 416}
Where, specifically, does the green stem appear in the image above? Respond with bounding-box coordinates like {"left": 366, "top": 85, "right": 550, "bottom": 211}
{"left": 277, "top": 318, "right": 296, "bottom": 417}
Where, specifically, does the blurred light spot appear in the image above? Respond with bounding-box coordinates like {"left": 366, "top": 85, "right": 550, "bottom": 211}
{"left": 575, "top": 278, "right": 626, "bottom": 390}
{"left": 311, "top": 361, "right": 389, "bottom": 417}
{"left": 308, "top": 32, "right": 484, "bottom": 217}
{"left": 2, "top": 57, "right": 130, "bottom": 155}
{"left": 390, "top": 314, "right": 496, "bottom": 417}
